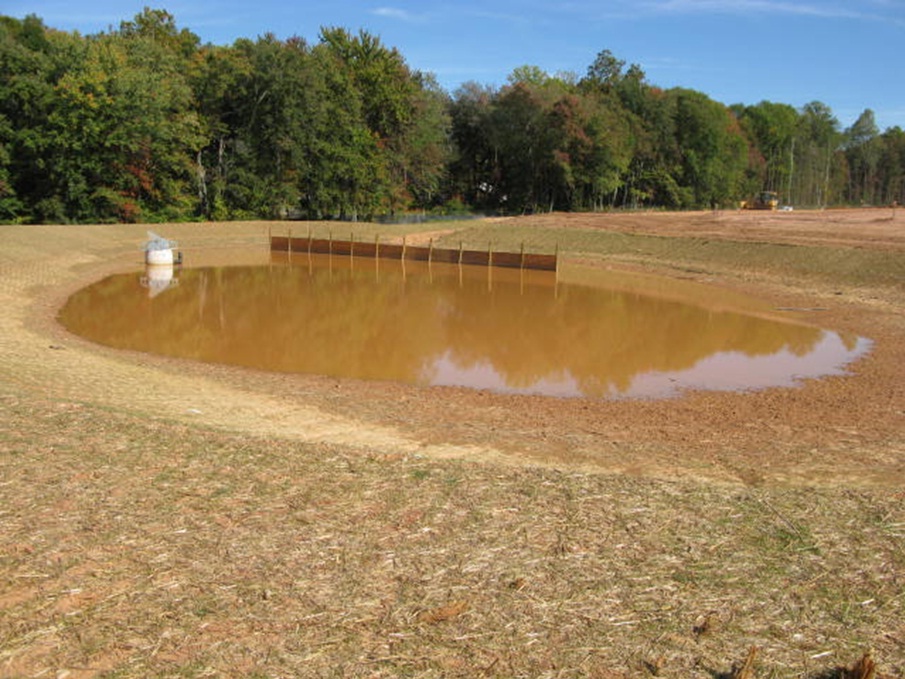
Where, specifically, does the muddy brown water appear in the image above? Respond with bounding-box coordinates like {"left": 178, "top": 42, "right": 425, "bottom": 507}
{"left": 58, "top": 253, "right": 870, "bottom": 400}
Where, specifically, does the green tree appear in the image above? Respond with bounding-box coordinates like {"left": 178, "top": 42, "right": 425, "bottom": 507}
{"left": 584, "top": 49, "right": 625, "bottom": 91}
{"left": 670, "top": 89, "right": 749, "bottom": 208}
{"left": 318, "top": 27, "right": 415, "bottom": 141}
{"left": 876, "top": 126, "right": 905, "bottom": 205}
{"left": 737, "top": 100, "right": 799, "bottom": 201}
{"left": 117, "top": 7, "right": 199, "bottom": 58}
{"left": 3, "top": 12, "right": 898, "bottom": 222}
{"left": 189, "top": 42, "right": 253, "bottom": 219}
{"left": 448, "top": 81, "right": 497, "bottom": 208}
{"left": 303, "top": 41, "right": 385, "bottom": 220}
{"left": 0, "top": 14, "right": 70, "bottom": 221}
{"left": 547, "top": 92, "right": 631, "bottom": 210}
{"left": 0, "top": 112, "right": 21, "bottom": 220}
{"left": 223, "top": 35, "right": 313, "bottom": 218}
{"left": 580, "top": 50, "right": 687, "bottom": 209}
{"left": 398, "top": 73, "right": 451, "bottom": 211}
{"left": 844, "top": 109, "right": 882, "bottom": 205}
{"left": 1, "top": 10, "right": 204, "bottom": 222}
{"left": 794, "top": 101, "right": 842, "bottom": 207}
{"left": 486, "top": 82, "right": 555, "bottom": 211}
{"left": 508, "top": 64, "right": 552, "bottom": 88}
{"left": 319, "top": 27, "right": 439, "bottom": 216}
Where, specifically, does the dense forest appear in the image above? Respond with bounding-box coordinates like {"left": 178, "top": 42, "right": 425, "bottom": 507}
{"left": 2, "top": 9, "right": 904, "bottom": 224}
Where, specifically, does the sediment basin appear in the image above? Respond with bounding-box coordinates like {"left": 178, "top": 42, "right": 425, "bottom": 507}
{"left": 58, "top": 253, "right": 869, "bottom": 399}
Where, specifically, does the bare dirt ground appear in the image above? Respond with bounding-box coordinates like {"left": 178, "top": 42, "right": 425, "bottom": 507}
{"left": 1, "top": 209, "right": 904, "bottom": 677}
{"left": 517, "top": 207, "right": 905, "bottom": 250}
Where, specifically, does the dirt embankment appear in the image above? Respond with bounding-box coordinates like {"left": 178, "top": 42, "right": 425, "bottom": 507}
{"left": 1, "top": 209, "right": 904, "bottom": 488}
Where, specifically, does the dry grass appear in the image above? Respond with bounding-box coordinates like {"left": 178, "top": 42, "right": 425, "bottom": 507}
{"left": 430, "top": 216, "right": 905, "bottom": 293}
{"left": 1, "top": 212, "right": 904, "bottom": 677}
{"left": 2, "top": 392, "right": 904, "bottom": 677}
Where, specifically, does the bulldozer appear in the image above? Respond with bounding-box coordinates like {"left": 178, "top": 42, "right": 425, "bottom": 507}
{"left": 740, "top": 190, "right": 779, "bottom": 210}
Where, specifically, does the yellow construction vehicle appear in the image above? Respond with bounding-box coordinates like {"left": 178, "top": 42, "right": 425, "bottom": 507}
{"left": 740, "top": 190, "right": 779, "bottom": 210}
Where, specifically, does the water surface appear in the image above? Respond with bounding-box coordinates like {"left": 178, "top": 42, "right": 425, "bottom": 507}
{"left": 58, "top": 254, "right": 870, "bottom": 399}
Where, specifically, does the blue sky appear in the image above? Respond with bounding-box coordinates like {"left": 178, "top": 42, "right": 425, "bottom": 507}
{"left": 9, "top": 0, "right": 905, "bottom": 132}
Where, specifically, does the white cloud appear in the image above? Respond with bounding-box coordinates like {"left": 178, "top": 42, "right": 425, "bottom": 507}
{"left": 371, "top": 7, "right": 422, "bottom": 22}
{"left": 640, "top": 0, "right": 899, "bottom": 22}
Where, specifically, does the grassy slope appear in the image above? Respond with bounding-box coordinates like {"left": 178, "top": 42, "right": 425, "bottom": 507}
{"left": 2, "top": 393, "right": 903, "bottom": 678}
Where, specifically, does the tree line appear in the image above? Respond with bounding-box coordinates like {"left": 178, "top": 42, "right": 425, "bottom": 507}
{"left": 2, "top": 9, "right": 904, "bottom": 224}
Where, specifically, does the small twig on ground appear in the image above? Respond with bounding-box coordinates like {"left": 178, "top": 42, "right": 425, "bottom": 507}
{"left": 731, "top": 646, "right": 759, "bottom": 679}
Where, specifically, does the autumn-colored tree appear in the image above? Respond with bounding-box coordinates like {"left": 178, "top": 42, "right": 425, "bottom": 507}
{"left": 2, "top": 12, "right": 901, "bottom": 223}
{"left": 736, "top": 100, "right": 799, "bottom": 200}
